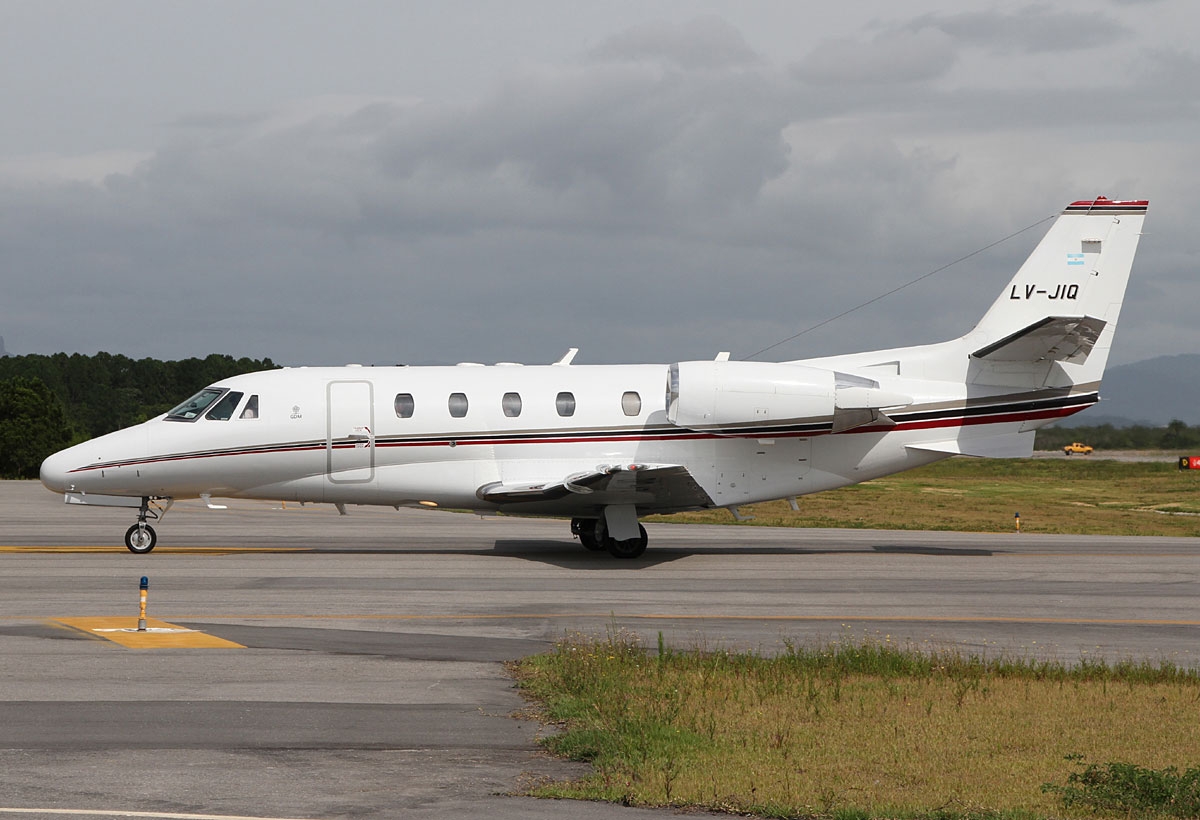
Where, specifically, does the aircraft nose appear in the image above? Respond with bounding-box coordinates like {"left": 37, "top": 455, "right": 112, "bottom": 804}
{"left": 40, "top": 446, "right": 78, "bottom": 493}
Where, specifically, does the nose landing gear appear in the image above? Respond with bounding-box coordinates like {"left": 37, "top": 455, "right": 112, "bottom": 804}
{"left": 125, "top": 521, "right": 156, "bottom": 554}
{"left": 124, "top": 497, "right": 171, "bottom": 554}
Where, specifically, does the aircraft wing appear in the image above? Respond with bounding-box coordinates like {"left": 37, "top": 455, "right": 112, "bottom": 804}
{"left": 971, "top": 316, "right": 1106, "bottom": 363}
{"left": 476, "top": 463, "right": 713, "bottom": 510}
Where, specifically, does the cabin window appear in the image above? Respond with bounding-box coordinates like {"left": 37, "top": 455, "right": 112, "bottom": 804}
{"left": 206, "top": 391, "right": 244, "bottom": 421}
{"left": 621, "top": 391, "right": 641, "bottom": 417}
{"left": 556, "top": 391, "right": 576, "bottom": 417}
{"left": 502, "top": 392, "right": 522, "bottom": 418}
{"left": 395, "top": 393, "right": 415, "bottom": 419}
{"left": 239, "top": 395, "right": 259, "bottom": 419}
{"left": 165, "top": 388, "right": 225, "bottom": 421}
{"left": 448, "top": 392, "right": 469, "bottom": 418}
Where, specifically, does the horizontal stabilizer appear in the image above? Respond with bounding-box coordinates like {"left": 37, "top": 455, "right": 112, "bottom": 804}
{"left": 477, "top": 464, "right": 713, "bottom": 508}
{"left": 971, "top": 316, "right": 1106, "bottom": 363}
{"left": 907, "top": 431, "right": 1035, "bottom": 459}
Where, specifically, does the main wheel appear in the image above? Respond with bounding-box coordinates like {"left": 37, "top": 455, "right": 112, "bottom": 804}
{"left": 124, "top": 523, "right": 157, "bottom": 554}
{"left": 571, "top": 517, "right": 605, "bottom": 551}
{"left": 606, "top": 524, "right": 648, "bottom": 560}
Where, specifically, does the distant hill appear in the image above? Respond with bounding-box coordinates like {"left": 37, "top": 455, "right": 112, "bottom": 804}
{"left": 1053, "top": 354, "right": 1200, "bottom": 427}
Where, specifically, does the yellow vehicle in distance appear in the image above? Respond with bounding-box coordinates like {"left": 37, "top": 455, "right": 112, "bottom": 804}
{"left": 1063, "top": 442, "right": 1094, "bottom": 455}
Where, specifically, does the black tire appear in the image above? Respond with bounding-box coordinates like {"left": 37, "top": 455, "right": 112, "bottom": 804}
{"left": 571, "top": 517, "right": 605, "bottom": 551}
{"left": 124, "top": 523, "right": 157, "bottom": 554}
{"left": 606, "top": 524, "right": 648, "bottom": 560}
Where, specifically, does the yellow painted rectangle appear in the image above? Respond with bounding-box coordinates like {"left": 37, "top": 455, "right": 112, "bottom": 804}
{"left": 53, "top": 616, "right": 244, "bottom": 649}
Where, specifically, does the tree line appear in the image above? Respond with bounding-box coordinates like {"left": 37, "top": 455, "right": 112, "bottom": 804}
{"left": 0, "top": 353, "right": 276, "bottom": 479}
{"left": 1034, "top": 419, "right": 1200, "bottom": 452}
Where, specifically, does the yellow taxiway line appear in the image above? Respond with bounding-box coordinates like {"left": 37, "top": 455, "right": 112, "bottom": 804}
{"left": 53, "top": 617, "right": 244, "bottom": 649}
{"left": 0, "top": 810, "right": 308, "bottom": 820}
{"left": 0, "top": 547, "right": 310, "bottom": 554}
{"left": 154, "top": 612, "right": 1200, "bottom": 627}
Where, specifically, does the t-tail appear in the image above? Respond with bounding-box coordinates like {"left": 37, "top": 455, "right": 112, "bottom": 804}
{"left": 794, "top": 197, "right": 1147, "bottom": 456}
{"left": 963, "top": 196, "right": 1148, "bottom": 393}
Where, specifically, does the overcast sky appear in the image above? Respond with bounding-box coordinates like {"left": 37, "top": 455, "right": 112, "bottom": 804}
{"left": 2, "top": 0, "right": 1196, "bottom": 369}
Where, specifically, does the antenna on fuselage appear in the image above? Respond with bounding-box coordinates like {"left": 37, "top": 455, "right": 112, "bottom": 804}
{"left": 554, "top": 348, "right": 579, "bottom": 366}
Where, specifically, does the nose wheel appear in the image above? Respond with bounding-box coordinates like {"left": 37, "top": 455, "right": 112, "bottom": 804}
{"left": 124, "top": 522, "right": 157, "bottom": 554}
{"left": 124, "top": 497, "right": 169, "bottom": 554}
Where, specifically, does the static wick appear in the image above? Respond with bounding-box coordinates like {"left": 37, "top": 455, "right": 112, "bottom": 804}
{"left": 137, "top": 576, "right": 149, "bottom": 632}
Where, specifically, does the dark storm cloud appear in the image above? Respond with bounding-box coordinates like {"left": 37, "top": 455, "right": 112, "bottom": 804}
{"left": 366, "top": 62, "right": 792, "bottom": 232}
{"left": 2, "top": 8, "right": 1197, "bottom": 369}
{"left": 899, "top": 4, "right": 1131, "bottom": 54}
{"left": 587, "top": 15, "right": 761, "bottom": 70}
{"left": 130, "top": 36, "right": 797, "bottom": 243}
{"left": 0, "top": 20, "right": 809, "bottom": 365}
{"left": 793, "top": 28, "right": 957, "bottom": 85}
{"left": 835, "top": 46, "right": 1200, "bottom": 136}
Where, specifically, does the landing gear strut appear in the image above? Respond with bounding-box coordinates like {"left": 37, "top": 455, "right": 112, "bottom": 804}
{"left": 124, "top": 497, "right": 162, "bottom": 554}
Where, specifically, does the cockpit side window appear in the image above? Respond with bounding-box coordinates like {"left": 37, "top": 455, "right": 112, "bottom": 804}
{"left": 239, "top": 394, "right": 259, "bottom": 419}
{"left": 206, "top": 391, "right": 244, "bottom": 421}
{"left": 165, "top": 388, "right": 226, "bottom": 421}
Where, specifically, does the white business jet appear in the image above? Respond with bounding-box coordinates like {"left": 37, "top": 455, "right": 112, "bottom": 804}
{"left": 41, "top": 197, "right": 1147, "bottom": 558}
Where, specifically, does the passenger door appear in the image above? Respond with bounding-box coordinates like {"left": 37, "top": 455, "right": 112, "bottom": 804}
{"left": 326, "top": 380, "right": 375, "bottom": 483}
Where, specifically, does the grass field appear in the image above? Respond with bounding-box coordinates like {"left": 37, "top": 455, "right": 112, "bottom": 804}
{"left": 514, "top": 633, "right": 1200, "bottom": 819}
{"left": 517, "top": 459, "right": 1198, "bottom": 818}
{"left": 645, "top": 458, "right": 1200, "bottom": 538}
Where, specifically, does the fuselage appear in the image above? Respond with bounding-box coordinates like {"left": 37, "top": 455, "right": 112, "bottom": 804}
{"left": 38, "top": 358, "right": 1092, "bottom": 516}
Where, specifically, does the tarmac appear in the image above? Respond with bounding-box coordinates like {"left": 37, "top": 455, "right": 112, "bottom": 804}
{"left": 2, "top": 480, "right": 1198, "bottom": 819}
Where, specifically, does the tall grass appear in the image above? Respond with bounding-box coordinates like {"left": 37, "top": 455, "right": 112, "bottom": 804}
{"left": 513, "top": 631, "right": 1200, "bottom": 819}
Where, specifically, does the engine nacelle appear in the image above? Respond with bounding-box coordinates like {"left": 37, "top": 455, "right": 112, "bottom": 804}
{"left": 666, "top": 361, "right": 837, "bottom": 432}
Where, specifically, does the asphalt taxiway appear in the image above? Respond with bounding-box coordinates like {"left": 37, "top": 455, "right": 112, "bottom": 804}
{"left": 2, "top": 481, "right": 1198, "bottom": 819}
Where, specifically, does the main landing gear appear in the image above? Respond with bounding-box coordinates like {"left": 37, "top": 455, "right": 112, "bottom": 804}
{"left": 124, "top": 497, "right": 170, "bottom": 554}
{"left": 571, "top": 517, "right": 649, "bottom": 559}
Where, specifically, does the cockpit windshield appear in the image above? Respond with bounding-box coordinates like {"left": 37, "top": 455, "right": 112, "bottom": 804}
{"left": 165, "top": 388, "right": 226, "bottom": 421}
{"left": 205, "top": 391, "right": 244, "bottom": 421}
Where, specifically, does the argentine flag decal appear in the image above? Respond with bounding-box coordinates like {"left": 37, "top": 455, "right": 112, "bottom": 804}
{"left": 1066, "top": 253, "right": 1085, "bottom": 266}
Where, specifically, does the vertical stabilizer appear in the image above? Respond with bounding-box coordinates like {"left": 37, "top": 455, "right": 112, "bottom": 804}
{"left": 964, "top": 197, "right": 1147, "bottom": 387}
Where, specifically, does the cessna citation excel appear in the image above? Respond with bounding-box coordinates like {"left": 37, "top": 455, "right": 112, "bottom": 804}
{"left": 41, "top": 197, "right": 1147, "bottom": 558}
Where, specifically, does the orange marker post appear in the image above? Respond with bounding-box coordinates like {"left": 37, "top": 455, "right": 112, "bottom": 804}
{"left": 137, "top": 576, "right": 148, "bottom": 632}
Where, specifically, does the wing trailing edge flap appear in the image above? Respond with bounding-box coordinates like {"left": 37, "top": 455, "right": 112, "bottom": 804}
{"left": 971, "top": 316, "right": 1106, "bottom": 363}
{"left": 476, "top": 464, "right": 713, "bottom": 508}
{"left": 907, "top": 430, "right": 1035, "bottom": 459}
